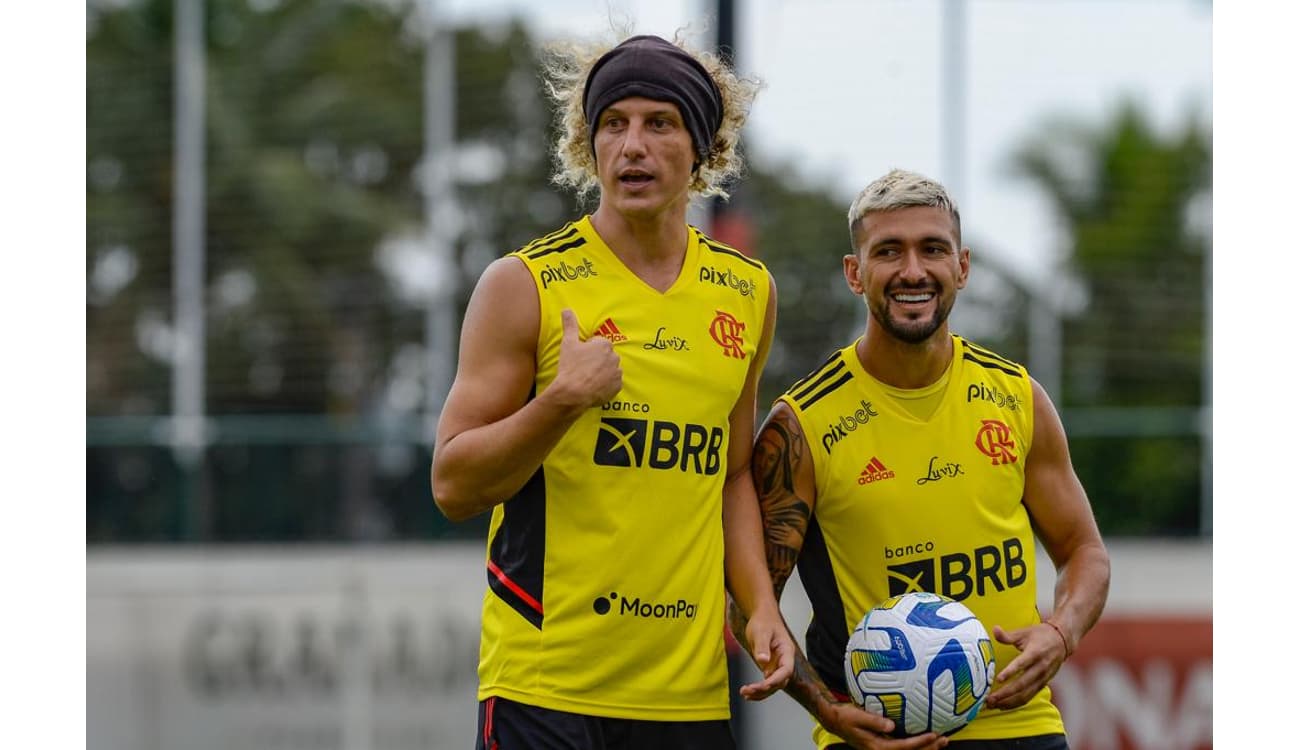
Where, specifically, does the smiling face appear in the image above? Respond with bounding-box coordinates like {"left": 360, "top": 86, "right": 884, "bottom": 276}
{"left": 845, "top": 205, "right": 970, "bottom": 345}
{"left": 591, "top": 96, "right": 696, "bottom": 222}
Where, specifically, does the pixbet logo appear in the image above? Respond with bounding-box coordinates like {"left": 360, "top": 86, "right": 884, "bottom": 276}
{"left": 593, "top": 417, "right": 724, "bottom": 475}
{"left": 822, "top": 399, "right": 879, "bottom": 452}
{"left": 699, "top": 265, "right": 756, "bottom": 297}
{"left": 885, "top": 537, "right": 1028, "bottom": 602}
{"left": 539, "top": 257, "right": 597, "bottom": 289}
{"left": 592, "top": 591, "right": 698, "bottom": 620}
{"left": 966, "top": 382, "right": 1022, "bottom": 411}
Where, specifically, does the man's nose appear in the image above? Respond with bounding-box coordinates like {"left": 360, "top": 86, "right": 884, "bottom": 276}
{"left": 620, "top": 123, "right": 647, "bottom": 158}
{"left": 899, "top": 249, "right": 926, "bottom": 281}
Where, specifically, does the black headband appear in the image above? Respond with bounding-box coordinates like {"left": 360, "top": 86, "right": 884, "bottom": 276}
{"left": 582, "top": 35, "right": 723, "bottom": 163}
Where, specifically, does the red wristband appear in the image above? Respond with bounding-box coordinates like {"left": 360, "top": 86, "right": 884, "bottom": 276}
{"left": 1044, "top": 619, "right": 1074, "bottom": 657}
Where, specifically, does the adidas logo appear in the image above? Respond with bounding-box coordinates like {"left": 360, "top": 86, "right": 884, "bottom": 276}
{"left": 857, "top": 457, "right": 896, "bottom": 485}
{"left": 595, "top": 318, "right": 629, "bottom": 343}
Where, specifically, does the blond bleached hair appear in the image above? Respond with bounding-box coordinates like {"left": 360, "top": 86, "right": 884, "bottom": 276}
{"left": 540, "top": 32, "right": 762, "bottom": 201}
{"left": 847, "top": 168, "right": 963, "bottom": 248}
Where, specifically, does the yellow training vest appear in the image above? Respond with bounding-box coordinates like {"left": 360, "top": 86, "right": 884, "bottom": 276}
{"left": 777, "top": 335, "right": 1065, "bottom": 745}
{"left": 476, "top": 216, "right": 771, "bottom": 720}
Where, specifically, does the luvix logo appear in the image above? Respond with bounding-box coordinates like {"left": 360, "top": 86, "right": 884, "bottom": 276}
{"left": 821, "top": 399, "right": 879, "bottom": 452}
{"left": 916, "top": 456, "right": 964, "bottom": 485}
{"left": 592, "top": 591, "right": 698, "bottom": 620}
{"left": 539, "top": 257, "right": 596, "bottom": 289}
{"left": 644, "top": 326, "right": 689, "bottom": 351}
{"left": 593, "top": 417, "right": 724, "bottom": 475}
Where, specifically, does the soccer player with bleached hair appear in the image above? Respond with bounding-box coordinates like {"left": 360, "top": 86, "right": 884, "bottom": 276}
{"left": 730, "top": 168, "right": 1110, "bottom": 750}
{"left": 433, "top": 32, "right": 794, "bottom": 749}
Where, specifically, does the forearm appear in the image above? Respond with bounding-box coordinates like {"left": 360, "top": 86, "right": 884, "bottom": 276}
{"left": 725, "top": 598, "right": 838, "bottom": 724}
{"left": 1047, "top": 540, "right": 1111, "bottom": 653}
{"left": 787, "top": 649, "right": 844, "bottom": 724}
{"left": 722, "top": 471, "right": 781, "bottom": 618}
{"left": 432, "top": 392, "right": 587, "bottom": 521}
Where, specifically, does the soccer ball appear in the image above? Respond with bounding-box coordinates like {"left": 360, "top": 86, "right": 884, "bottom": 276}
{"left": 844, "top": 591, "right": 995, "bottom": 738}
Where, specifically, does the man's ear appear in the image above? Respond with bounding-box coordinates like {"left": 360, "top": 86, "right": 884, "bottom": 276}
{"left": 844, "top": 253, "right": 865, "bottom": 294}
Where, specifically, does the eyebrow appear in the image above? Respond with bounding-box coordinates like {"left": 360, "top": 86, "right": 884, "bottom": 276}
{"left": 871, "top": 234, "right": 954, "bottom": 248}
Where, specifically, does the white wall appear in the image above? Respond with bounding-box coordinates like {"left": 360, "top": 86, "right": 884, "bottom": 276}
{"left": 87, "top": 539, "right": 1209, "bottom": 750}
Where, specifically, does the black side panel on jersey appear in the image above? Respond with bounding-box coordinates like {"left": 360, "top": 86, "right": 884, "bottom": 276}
{"left": 487, "top": 434, "right": 547, "bottom": 630}
{"left": 797, "top": 514, "right": 850, "bottom": 693}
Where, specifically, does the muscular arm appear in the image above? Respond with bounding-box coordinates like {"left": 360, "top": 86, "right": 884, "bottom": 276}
{"left": 430, "top": 257, "right": 621, "bottom": 521}
{"left": 721, "top": 275, "right": 795, "bottom": 694}
{"left": 727, "top": 402, "right": 928, "bottom": 748}
{"left": 1028, "top": 378, "right": 1110, "bottom": 648}
{"left": 986, "top": 377, "right": 1111, "bottom": 709}
{"left": 731, "top": 403, "right": 823, "bottom": 708}
{"left": 723, "top": 274, "right": 779, "bottom": 616}
{"left": 731, "top": 402, "right": 830, "bottom": 715}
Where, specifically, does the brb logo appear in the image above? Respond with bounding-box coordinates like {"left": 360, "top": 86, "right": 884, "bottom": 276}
{"left": 709, "top": 311, "right": 747, "bottom": 359}
{"left": 539, "top": 257, "right": 597, "bottom": 289}
{"left": 699, "top": 265, "right": 756, "bottom": 298}
{"left": 974, "top": 419, "right": 1018, "bottom": 465}
{"left": 593, "top": 418, "right": 724, "bottom": 475}
{"left": 592, "top": 591, "right": 698, "bottom": 620}
{"left": 822, "top": 399, "right": 879, "bottom": 452}
{"left": 885, "top": 537, "right": 1028, "bottom": 602}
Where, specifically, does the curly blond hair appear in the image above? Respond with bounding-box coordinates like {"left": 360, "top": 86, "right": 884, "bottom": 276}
{"left": 540, "top": 32, "right": 762, "bottom": 201}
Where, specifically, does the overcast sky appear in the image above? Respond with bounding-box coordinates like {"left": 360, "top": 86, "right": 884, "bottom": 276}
{"left": 441, "top": 0, "right": 1211, "bottom": 282}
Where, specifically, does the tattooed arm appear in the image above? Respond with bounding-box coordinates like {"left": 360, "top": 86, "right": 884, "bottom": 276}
{"left": 728, "top": 402, "right": 947, "bottom": 750}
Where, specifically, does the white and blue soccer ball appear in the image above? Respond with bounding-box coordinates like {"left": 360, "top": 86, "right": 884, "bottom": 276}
{"left": 844, "top": 591, "right": 995, "bottom": 738}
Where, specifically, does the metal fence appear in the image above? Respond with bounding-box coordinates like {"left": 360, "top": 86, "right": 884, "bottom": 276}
{"left": 87, "top": 0, "right": 1210, "bottom": 542}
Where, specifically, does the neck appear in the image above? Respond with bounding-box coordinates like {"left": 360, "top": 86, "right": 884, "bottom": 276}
{"left": 857, "top": 322, "right": 954, "bottom": 390}
{"left": 590, "top": 201, "right": 690, "bottom": 264}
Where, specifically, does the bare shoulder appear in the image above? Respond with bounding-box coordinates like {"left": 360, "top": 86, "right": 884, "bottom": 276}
{"left": 754, "top": 400, "right": 812, "bottom": 477}
{"left": 435, "top": 256, "right": 539, "bottom": 451}
{"left": 764, "top": 398, "right": 799, "bottom": 433}
{"left": 1027, "top": 376, "right": 1068, "bottom": 458}
{"left": 466, "top": 255, "right": 536, "bottom": 319}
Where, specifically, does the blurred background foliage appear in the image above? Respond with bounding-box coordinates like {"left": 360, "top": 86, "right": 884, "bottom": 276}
{"left": 87, "top": 0, "right": 1210, "bottom": 542}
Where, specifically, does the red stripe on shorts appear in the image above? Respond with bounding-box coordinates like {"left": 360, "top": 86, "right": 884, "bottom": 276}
{"left": 484, "top": 696, "right": 496, "bottom": 750}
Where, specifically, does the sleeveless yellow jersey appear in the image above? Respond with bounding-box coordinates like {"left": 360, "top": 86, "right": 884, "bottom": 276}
{"left": 776, "top": 335, "right": 1066, "bottom": 745}
{"left": 476, "top": 215, "right": 771, "bottom": 720}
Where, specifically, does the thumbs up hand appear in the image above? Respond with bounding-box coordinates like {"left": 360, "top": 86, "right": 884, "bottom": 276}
{"left": 548, "top": 309, "right": 623, "bottom": 410}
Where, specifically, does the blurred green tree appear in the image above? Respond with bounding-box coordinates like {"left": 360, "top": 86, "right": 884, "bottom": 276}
{"left": 88, "top": 3, "right": 1205, "bottom": 541}
{"left": 87, "top": 0, "right": 576, "bottom": 540}
{"left": 733, "top": 169, "right": 863, "bottom": 408}
{"left": 1011, "top": 102, "right": 1211, "bottom": 535}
